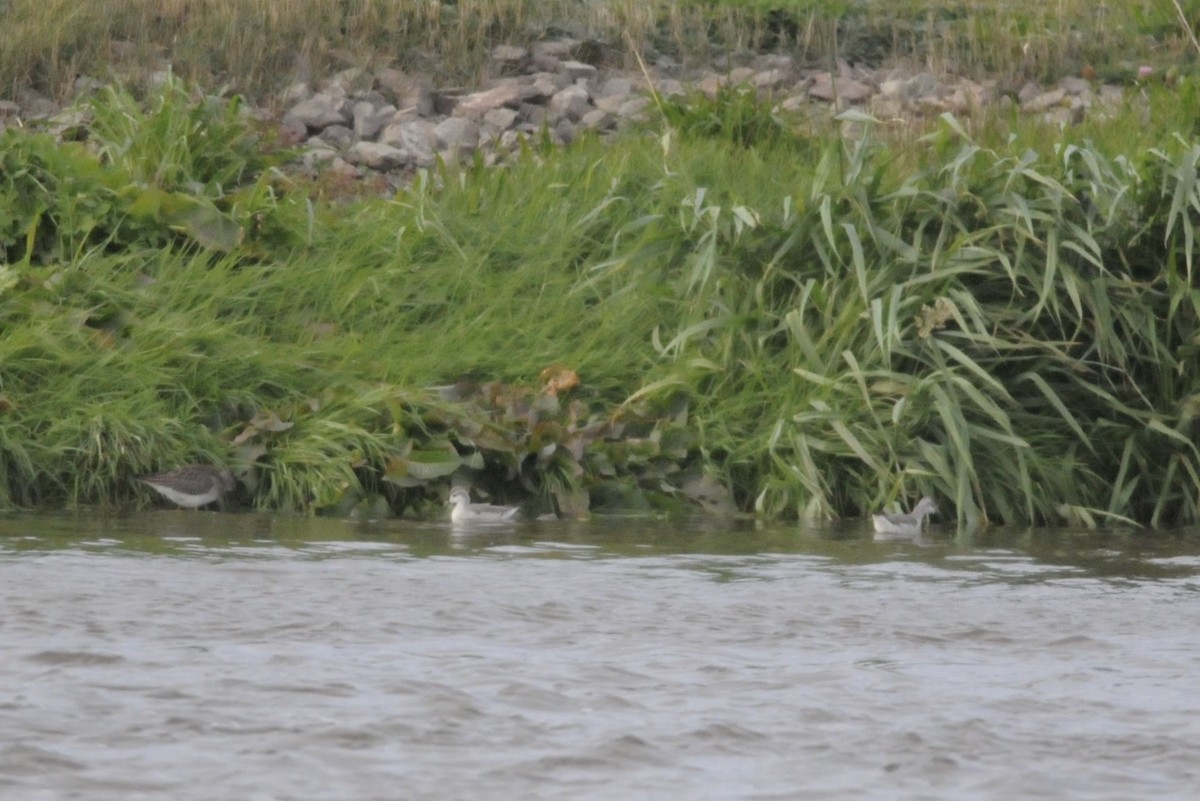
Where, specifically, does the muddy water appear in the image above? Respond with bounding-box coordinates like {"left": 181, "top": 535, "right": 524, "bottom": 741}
{"left": 2, "top": 512, "right": 1198, "bottom": 800}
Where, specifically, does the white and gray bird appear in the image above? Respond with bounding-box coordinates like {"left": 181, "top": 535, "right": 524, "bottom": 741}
{"left": 448, "top": 487, "right": 520, "bottom": 523}
{"left": 872, "top": 496, "right": 938, "bottom": 536}
{"left": 138, "top": 465, "right": 236, "bottom": 509}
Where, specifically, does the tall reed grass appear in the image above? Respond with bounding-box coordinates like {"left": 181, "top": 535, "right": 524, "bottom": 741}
{"left": 3, "top": 72, "right": 1200, "bottom": 526}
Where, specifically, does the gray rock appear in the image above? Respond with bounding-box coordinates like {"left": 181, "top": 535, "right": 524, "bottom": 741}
{"left": 300, "top": 144, "right": 340, "bottom": 170}
{"left": 491, "top": 44, "right": 528, "bottom": 64}
{"left": 284, "top": 93, "right": 349, "bottom": 131}
{"left": 808, "top": 73, "right": 873, "bottom": 103}
{"left": 593, "top": 94, "right": 626, "bottom": 114}
{"left": 549, "top": 84, "right": 591, "bottom": 122}
{"left": 353, "top": 101, "right": 395, "bottom": 140}
{"left": 580, "top": 108, "right": 614, "bottom": 130}
{"left": 435, "top": 117, "right": 480, "bottom": 153}
{"left": 378, "top": 120, "right": 437, "bottom": 167}
{"left": 560, "top": 60, "right": 598, "bottom": 82}
{"left": 755, "top": 54, "right": 794, "bottom": 73}
{"left": 377, "top": 70, "right": 435, "bottom": 116}
{"left": 327, "top": 67, "right": 373, "bottom": 95}
{"left": 531, "top": 53, "right": 562, "bottom": 72}
{"left": 654, "top": 78, "right": 687, "bottom": 98}
{"left": 1017, "top": 81, "right": 1042, "bottom": 104}
{"left": 499, "top": 129, "right": 531, "bottom": 151}
{"left": 455, "top": 83, "right": 525, "bottom": 120}
{"left": 779, "top": 93, "right": 810, "bottom": 114}
{"left": 754, "top": 69, "right": 789, "bottom": 90}
{"left": 1022, "top": 88, "right": 1066, "bottom": 112}
{"left": 523, "top": 73, "right": 565, "bottom": 102}
{"left": 531, "top": 40, "right": 577, "bottom": 61}
{"left": 281, "top": 81, "right": 312, "bottom": 108}
{"left": 554, "top": 117, "right": 576, "bottom": 144}
{"left": 729, "top": 67, "right": 756, "bottom": 84}
{"left": 1059, "top": 76, "right": 1090, "bottom": 95}
{"left": 318, "top": 124, "right": 355, "bottom": 149}
{"left": 520, "top": 103, "right": 548, "bottom": 128}
{"left": 348, "top": 141, "right": 407, "bottom": 170}
{"left": 483, "top": 107, "right": 520, "bottom": 130}
{"left": 1097, "top": 84, "right": 1124, "bottom": 106}
{"left": 595, "top": 77, "right": 634, "bottom": 99}
{"left": 617, "top": 96, "right": 652, "bottom": 121}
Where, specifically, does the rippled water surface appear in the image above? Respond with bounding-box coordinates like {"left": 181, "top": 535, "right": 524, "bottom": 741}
{"left": 2, "top": 512, "right": 1199, "bottom": 801}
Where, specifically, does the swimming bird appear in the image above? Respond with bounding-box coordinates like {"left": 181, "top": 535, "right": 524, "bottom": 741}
{"left": 872, "top": 496, "right": 938, "bottom": 536}
{"left": 138, "top": 465, "right": 236, "bottom": 509}
{"left": 448, "top": 487, "right": 520, "bottom": 523}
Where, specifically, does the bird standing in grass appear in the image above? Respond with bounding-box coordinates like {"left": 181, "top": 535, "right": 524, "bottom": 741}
{"left": 138, "top": 465, "right": 236, "bottom": 509}
{"left": 872, "top": 496, "right": 938, "bottom": 536}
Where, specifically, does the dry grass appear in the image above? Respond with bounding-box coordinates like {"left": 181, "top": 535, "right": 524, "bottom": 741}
{"left": 0, "top": 0, "right": 1193, "bottom": 102}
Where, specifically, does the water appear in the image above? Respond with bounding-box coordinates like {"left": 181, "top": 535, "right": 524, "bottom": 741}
{"left": 2, "top": 512, "right": 1199, "bottom": 801}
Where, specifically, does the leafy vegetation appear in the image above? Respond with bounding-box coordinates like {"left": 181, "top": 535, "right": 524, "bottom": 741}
{"left": 3, "top": 4, "right": 1200, "bottom": 527}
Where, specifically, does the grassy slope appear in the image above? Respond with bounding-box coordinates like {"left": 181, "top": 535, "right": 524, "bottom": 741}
{"left": 3, "top": 3, "right": 1200, "bottom": 525}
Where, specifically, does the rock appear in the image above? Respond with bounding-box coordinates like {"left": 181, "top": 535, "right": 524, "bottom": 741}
{"left": 697, "top": 74, "right": 722, "bottom": 99}
{"left": 549, "top": 84, "right": 591, "bottom": 122}
{"left": 754, "top": 69, "right": 789, "bottom": 90}
{"left": 300, "top": 144, "right": 340, "bottom": 170}
{"left": 1022, "top": 88, "right": 1066, "bottom": 112}
{"left": 779, "top": 93, "right": 810, "bottom": 114}
{"left": 808, "top": 73, "right": 873, "bottom": 103}
{"left": 377, "top": 120, "right": 437, "bottom": 167}
{"left": 521, "top": 103, "right": 548, "bottom": 128}
{"left": 1017, "top": 81, "right": 1042, "bottom": 105}
{"left": 353, "top": 101, "right": 394, "bottom": 140}
{"left": 377, "top": 70, "right": 435, "bottom": 116}
{"left": 593, "top": 94, "right": 626, "bottom": 114}
{"left": 729, "top": 67, "right": 756, "bottom": 84}
{"left": 46, "top": 108, "right": 92, "bottom": 140}
{"left": 560, "top": 60, "right": 598, "bottom": 82}
{"left": 318, "top": 124, "right": 355, "bottom": 149}
{"left": 580, "top": 108, "right": 614, "bottom": 130}
{"left": 435, "top": 117, "right": 479, "bottom": 154}
{"left": 454, "top": 83, "right": 524, "bottom": 120}
{"left": 348, "top": 141, "right": 407, "bottom": 170}
{"left": 531, "top": 40, "right": 577, "bottom": 61}
{"left": 903, "top": 73, "right": 943, "bottom": 102}
{"left": 483, "top": 107, "right": 519, "bottom": 130}
{"left": 326, "top": 67, "right": 373, "bottom": 95}
{"left": 281, "top": 81, "right": 312, "bottom": 106}
{"left": 654, "top": 78, "right": 687, "bottom": 99}
{"left": 595, "top": 77, "right": 634, "bottom": 99}
{"left": 617, "top": 96, "right": 652, "bottom": 121}
{"left": 523, "top": 73, "right": 565, "bottom": 102}
{"left": 491, "top": 45, "right": 528, "bottom": 65}
{"left": 1059, "top": 76, "right": 1090, "bottom": 95}
{"left": 284, "top": 93, "right": 349, "bottom": 132}
{"left": 755, "top": 54, "right": 794, "bottom": 73}
{"left": 1097, "top": 84, "right": 1124, "bottom": 106}
{"left": 554, "top": 117, "right": 576, "bottom": 144}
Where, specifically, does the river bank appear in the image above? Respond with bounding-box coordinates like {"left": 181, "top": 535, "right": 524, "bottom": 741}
{"left": 2, "top": 6, "right": 1200, "bottom": 527}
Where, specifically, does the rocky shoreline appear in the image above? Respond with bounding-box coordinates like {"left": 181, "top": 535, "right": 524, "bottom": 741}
{"left": 2, "top": 39, "right": 1135, "bottom": 188}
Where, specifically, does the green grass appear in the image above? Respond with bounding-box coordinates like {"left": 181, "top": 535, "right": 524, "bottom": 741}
{"left": 5, "top": 63, "right": 1200, "bottom": 526}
